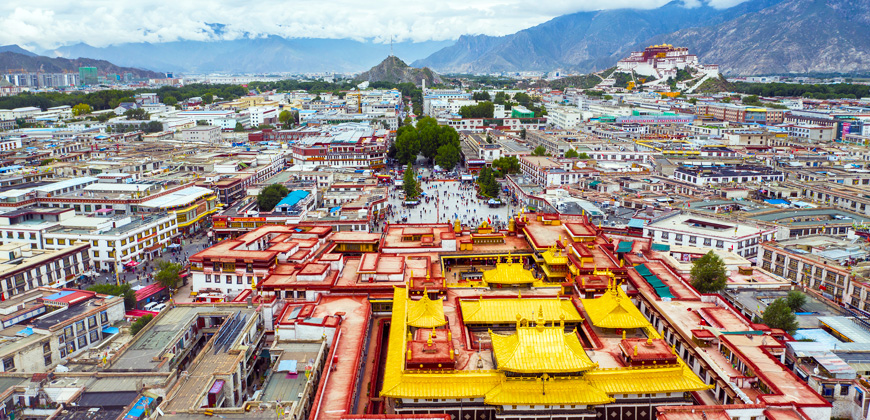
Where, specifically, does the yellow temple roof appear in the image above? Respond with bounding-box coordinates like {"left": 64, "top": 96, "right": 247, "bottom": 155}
{"left": 580, "top": 284, "right": 650, "bottom": 329}
{"left": 542, "top": 248, "right": 569, "bottom": 265}
{"left": 407, "top": 293, "right": 447, "bottom": 328}
{"left": 460, "top": 298, "right": 583, "bottom": 325}
{"left": 585, "top": 362, "right": 710, "bottom": 395}
{"left": 490, "top": 326, "right": 597, "bottom": 373}
{"left": 482, "top": 262, "right": 536, "bottom": 284}
{"left": 381, "top": 287, "right": 709, "bottom": 405}
{"left": 485, "top": 377, "right": 614, "bottom": 405}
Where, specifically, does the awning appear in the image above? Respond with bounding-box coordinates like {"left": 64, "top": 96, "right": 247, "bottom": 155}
{"left": 124, "top": 261, "right": 139, "bottom": 268}
{"left": 102, "top": 327, "right": 119, "bottom": 334}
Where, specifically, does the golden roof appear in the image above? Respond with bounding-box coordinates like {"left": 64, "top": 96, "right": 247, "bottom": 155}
{"left": 407, "top": 293, "right": 447, "bottom": 328}
{"left": 542, "top": 247, "right": 569, "bottom": 266}
{"left": 380, "top": 287, "right": 710, "bottom": 405}
{"left": 485, "top": 377, "right": 614, "bottom": 405}
{"left": 482, "top": 262, "right": 536, "bottom": 284}
{"left": 580, "top": 284, "right": 650, "bottom": 329}
{"left": 490, "top": 326, "right": 597, "bottom": 373}
{"left": 585, "top": 362, "right": 710, "bottom": 395}
{"left": 460, "top": 298, "right": 583, "bottom": 325}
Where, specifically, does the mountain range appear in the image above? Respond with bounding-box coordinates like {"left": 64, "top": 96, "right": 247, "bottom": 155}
{"left": 413, "top": 0, "right": 870, "bottom": 75}
{"left": 48, "top": 37, "right": 453, "bottom": 74}
{"left": 7, "top": 0, "right": 870, "bottom": 76}
{"left": 0, "top": 48, "right": 163, "bottom": 79}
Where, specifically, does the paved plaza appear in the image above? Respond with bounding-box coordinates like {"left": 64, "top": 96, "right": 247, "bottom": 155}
{"left": 380, "top": 168, "right": 516, "bottom": 231}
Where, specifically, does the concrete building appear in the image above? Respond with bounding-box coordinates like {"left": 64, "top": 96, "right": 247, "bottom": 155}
{"left": 644, "top": 211, "right": 779, "bottom": 257}
{"left": 180, "top": 126, "right": 222, "bottom": 143}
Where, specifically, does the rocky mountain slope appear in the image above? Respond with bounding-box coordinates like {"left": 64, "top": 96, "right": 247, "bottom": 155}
{"left": 0, "top": 50, "right": 163, "bottom": 78}
{"left": 413, "top": 0, "right": 784, "bottom": 73}
{"left": 353, "top": 56, "right": 441, "bottom": 85}
{"left": 639, "top": 0, "right": 870, "bottom": 75}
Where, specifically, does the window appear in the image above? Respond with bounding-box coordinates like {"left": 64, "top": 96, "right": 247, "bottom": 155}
{"left": 703, "top": 238, "right": 711, "bottom": 246}
{"left": 237, "top": 276, "right": 243, "bottom": 284}
{"left": 716, "top": 240, "right": 724, "bottom": 248}
{"left": 89, "top": 330, "right": 100, "bottom": 343}
{"left": 75, "top": 321, "right": 85, "bottom": 333}
{"left": 205, "top": 275, "right": 211, "bottom": 283}
{"left": 841, "top": 385, "right": 850, "bottom": 396}
{"left": 44, "top": 354, "right": 52, "bottom": 366}
{"left": 87, "top": 315, "right": 97, "bottom": 328}
{"left": 661, "top": 232, "right": 669, "bottom": 240}
{"left": 100, "top": 311, "right": 108, "bottom": 323}
{"left": 226, "top": 276, "right": 232, "bottom": 284}
{"left": 675, "top": 234, "right": 683, "bottom": 241}
{"left": 2, "top": 357, "right": 14, "bottom": 371}
{"left": 43, "top": 342, "right": 51, "bottom": 353}
{"left": 688, "top": 236, "right": 697, "bottom": 244}
{"left": 78, "top": 336, "right": 87, "bottom": 348}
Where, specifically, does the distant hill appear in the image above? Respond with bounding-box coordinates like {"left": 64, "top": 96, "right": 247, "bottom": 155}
{"left": 638, "top": 0, "right": 870, "bottom": 75}
{"left": 0, "top": 50, "right": 163, "bottom": 78}
{"left": 353, "top": 56, "right": 441, "bottom": 85}
{"left": 50, "top": 37, "right": 454, "bottom": 74}
{"left": 0, "top": 45, "right": 38, "bottom": 57}
{"left": 413, "top": 0, "right": 784, "bottom": 74}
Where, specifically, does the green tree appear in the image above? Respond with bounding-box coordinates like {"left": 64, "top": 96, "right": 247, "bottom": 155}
{"left": 762, "top": 298, "right": 799, "bottom": 334}
{"left": 202, "top": 93, "right": 214, "bottom": 104}
{"left": 477, "top": 167, "right": 500, "bottom": 198}
{"left": 403, "top": 167, "right": 419, "bottom": 200}
{"left": 578, "top": 152, "right": 590, "bottom": 159}
{"left": 163, "top": 95, "right": 177, "bottom": 106}
{"left": 435, "top": 143, "right": 460, "bottom": 171}
{"left": 257, "top": 184, "right": 290, "bottom": 211}
{"left": 458, "top": 102, "right": 495, "bottom": 118}
{"left": 564, "top": 149, "right": 579, "bottom": 158}
{"left": 721, "top": 97, "right": 732, "bottom": 103}
{"left": 520, "top": 128, "right": 526, "bottom": 140}
{"left": 688, "top": 98, "right": 698, "bottom": 105}
{"left": 531, "top": 146, "right": 547, "bottom": 156}
{"left": 279, "top": 110, "right": 293, "bottom": 127}
{"left": 690, "top": 251, "right": 728, "bottom": 293}
{"left": 72, "top": 103, "right": 92, "bottom": 116}
{"left": 742, "top": 95, "right": 761, "bottom": 106}
{"left": 154, "top": 260, "right": 183, "bottom": 290}
{"left": 196, "top": 120, "right": 209, "bottom": 126}
{"left": 395, "top": 126, "right": 420, "bottom": 164}
{"left": 234, "top": 122, "right": 245, "bottom": 132}
{"left": 130, "top": 315, "right": 154, "bottom": 336}
{"left": 88, "top": 283, "right": 136, "bottom": 310}
{"left": 124, "top": 108, "right": 149, "bottom": 120}
{"left": 492, "top": 156, "right": 520, "bottom": 175}
{"left": 786, "top": 290, "right": 807, "bottom": 312}
{"left": 472, "top": 91, "right": 491, "bottom": 101}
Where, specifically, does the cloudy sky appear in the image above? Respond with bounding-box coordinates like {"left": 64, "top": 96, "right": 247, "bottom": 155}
{"left": 0, "top": 0, "right": 748, "bottom": 50}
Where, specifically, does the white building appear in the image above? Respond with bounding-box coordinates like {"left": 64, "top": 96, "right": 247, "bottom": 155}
{"left": 43, "top": 213, "right": 179, "bottom": 271}
{"left": 180, "top": 125, "right": 222, "bottom": 143}
{"left": 548, "top": 106, "right": 592, "bottom": 129}
{"left": 643, "top": 212, "right": 780, "bottom": 258}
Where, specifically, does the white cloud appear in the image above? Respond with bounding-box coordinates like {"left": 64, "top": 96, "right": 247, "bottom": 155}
{"left": 0, "top": 0, "right": 742, "bottom": 49}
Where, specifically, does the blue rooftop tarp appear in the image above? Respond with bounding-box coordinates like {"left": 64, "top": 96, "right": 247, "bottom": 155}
{"left": 275, "top": 190, "right": 310, "bottom": 208}
{"left": 277, "top": 360, "right": 298, "bottom": 373}
{"left": 329, "top": 207, "right": 341, "bottom": 213}
{"left": 765, "top": 198, "right": 790, "bottom": 205}
{"left": 651, "top": 243, "right": 671, "bottom": 252}
{"left": 44, "top": 291, "right": 75, "bottom": 301}
{"left": 627, "top": 219, "right": 645, "bottom": 229}
{"left": 102, "top": 327, "right": 119, "bottom": 334}
{"left": 123, "top": 396, "right": 154, "bottom": 420}
{"left": 616, "top": 241, "right": 633, "bottom": 253}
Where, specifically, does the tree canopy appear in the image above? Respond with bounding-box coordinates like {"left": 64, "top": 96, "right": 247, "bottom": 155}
{"left": 762, "top": 298, "right": 799, "bottom": 335}
{"left": 459, "top": 102, "right": 495, "bottom": 118}
{"left": 71, "top": 103, "right": 92, "bottom": 116}
{"left": 278, "top": 110, "right": 293, "bottom": 127}
{"left": 393, "top": 117, "right": 460, "bottom": 166}
{"left": 472, "top": 91, "right": 492, "bottom": 101}
{"left": 492, "top": 156, "right": 520, "bottom": 176}
{"left": 786, "top": 290, "right": 807, "bottom": 312}
{"left": 257, "top": 184, "right": 289, "bottom": 211}
{"left": 477, "top": 167, "right": 500, "bottom": 198}
{"left": 403, "top": 167, "right": 419, "bottom": 200}
{"left": 88, "top": 283, "right": 136, "bottom": 310}
{"left": 690, "top": 251, "right": 727, "bottom": 293}
{"left": 154, "top": 260, "right": 183, "bottom": 290}
{"left": 531, "top": 146, "right": 548, "bottom": 156}
{"left": 435, "top": 143, "right": 461, "bottom": 171}
{"left": 130, "top": 314, "right": 154, "bottom": 336}
{"left": 564, "top": 149, "right": 579, "bottom": 158}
